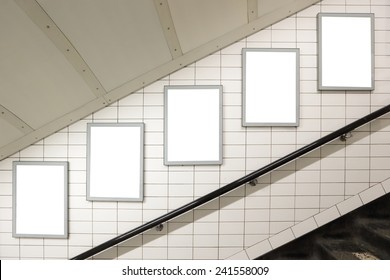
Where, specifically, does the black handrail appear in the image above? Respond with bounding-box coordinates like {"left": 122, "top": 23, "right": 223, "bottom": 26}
{"left": 71, "top": 104, "right": 390, "bottom": 260}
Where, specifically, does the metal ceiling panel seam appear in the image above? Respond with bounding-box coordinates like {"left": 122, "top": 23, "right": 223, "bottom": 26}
{"left": 248, "top": 0, "right": 259, "bottom": 22}
{"left": 0, "top": 105, "right": 33, "bottom": 134}
{"left": 154, "top": 0, "right": 183, "bottom": 59}
{"left": 14, "top": 0, "right": 107, "bottom": 98}
{"left": 37, "top": 0, "right": 173, "bottom": 92}
{"left": 167, "top": 0, "right": 248, "bottom": 53}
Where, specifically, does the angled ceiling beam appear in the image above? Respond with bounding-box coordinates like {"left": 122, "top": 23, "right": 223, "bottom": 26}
{"left": 154, "top": 0, "right": 183, "bottom": 59}
{"left": 247, "top": 0, "right": 258, "bottom": 22}
{"left": 0, "top": 105, "right": 33, "bottom": 134}
{"left": 14, "top": 0, "right": 107, "bottom": 98}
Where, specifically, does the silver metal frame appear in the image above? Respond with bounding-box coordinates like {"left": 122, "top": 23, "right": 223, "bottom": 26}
{"left": 164, "top": 85, "right": 223, "bottom": 165}
{"left": 318, "top": 13, "right": 375, "bottom": 91}
{"left": 12, "top": 161, "right": 68, "bottom": 238}
{"left": 87, "top": 123, "right": 144, "bottom": 202}
{"left": 242, "top": 48, "right": 300, "bottom": 126}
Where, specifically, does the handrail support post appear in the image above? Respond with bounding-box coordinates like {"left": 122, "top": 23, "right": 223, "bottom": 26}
{"left": 249, "top": 178, "right": 258, "bottom": 186}
{"left": 340, "top": 131, "right": 353, "bottom": 142}
{"left": 155, "top": 224, "right": 164, "bottom": 232}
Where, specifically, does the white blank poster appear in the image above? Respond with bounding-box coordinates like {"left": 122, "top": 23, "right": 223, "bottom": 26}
{"left": 13, "top": 162, "right": 68, "bottom": 238}
{"left": 318, "top": 13, "right": 374, "bottom": 90}
{"left": 243, "top": 48, "right": 299, "bottom": 126}
{"left": 87, "top": 123, "right": 144, "bottom": 201}
{"left": 164, "top": 86, "right": 223, "bottom": 165}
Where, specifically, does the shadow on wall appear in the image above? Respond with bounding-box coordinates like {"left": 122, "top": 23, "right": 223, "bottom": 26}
{"left": 91, "top": 116, "right": 390, "bottom": 259}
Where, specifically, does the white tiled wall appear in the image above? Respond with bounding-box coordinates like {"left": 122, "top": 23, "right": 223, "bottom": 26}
{"left": 1, "top": 0, "right": 390, "bottom": 259}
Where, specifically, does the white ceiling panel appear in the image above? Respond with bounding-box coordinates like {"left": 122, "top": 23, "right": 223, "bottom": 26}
{"left": 168, "top": 0, "right": 248, "bottom": 53}
{"left": 38, "top": 0, "right": 173, "bottom": 91}
{"left": 0, "top": 0, "right": 97, "bottom": 129}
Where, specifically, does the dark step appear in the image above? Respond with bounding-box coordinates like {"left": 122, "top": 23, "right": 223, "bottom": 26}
{"left": 360, "top": 195, "right": 390, "bottom": 219}
{"left": 261, "top": 251, "right": 314, "bottom": 260}
{"left": 357, "top": 218, "right": 390, "bottom": 259}
{"left": 255, "top": 193, "right": 390, "bottom": 260}
{"left": 256, "top": 234, "right": 320, "bottom": 260}
{"left": 316, "top": 238, "right": 380, "bottom": 260}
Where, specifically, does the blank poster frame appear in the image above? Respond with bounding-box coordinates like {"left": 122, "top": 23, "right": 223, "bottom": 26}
{"left": 12, "top": 161, "right": 68, "bottom": 238}
{"left": 318, "top": 13, "right": 375, "bottom": 91}
{"left": 164, "top": 85, "right": 223, "bottom": 165}
{"left": 87, "top": 123, "right": 144, "bottom": 202}
{"left": 242, "top": 48, "right": 300, "bottom": 126}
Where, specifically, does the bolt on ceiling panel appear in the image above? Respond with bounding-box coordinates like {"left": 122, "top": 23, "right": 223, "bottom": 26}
{"left": 167, "top": 0, "right": 248, "bottom": 53}
{"left": 38, "top": 0, "right": 173, "bottom": 92}
{"left": 0, "top": 0, "right": 97, "bottom": 130}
